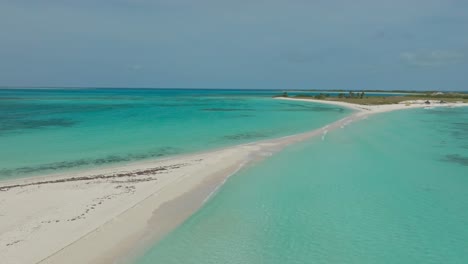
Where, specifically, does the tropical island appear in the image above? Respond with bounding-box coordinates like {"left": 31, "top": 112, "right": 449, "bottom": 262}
{"left": 275, "top": 91, "right": 468, "bottom": 105}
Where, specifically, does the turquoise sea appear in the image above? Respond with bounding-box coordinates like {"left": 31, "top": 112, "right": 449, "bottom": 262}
{"left": 2, "top": 89, "right": 466, "bottom": 263}
{"left": 137, "top": 107, "right": 468, "bottom": 264}
{"left": 0, "top": 88, "right": 351, "bottom": 179}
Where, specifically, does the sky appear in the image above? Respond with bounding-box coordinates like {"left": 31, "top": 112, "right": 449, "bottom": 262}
{"left": 1, "top": 0, "right": 467, "bottom": 90}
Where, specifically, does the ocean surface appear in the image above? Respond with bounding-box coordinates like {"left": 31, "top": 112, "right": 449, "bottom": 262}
{"left": 0, "top": 88, "right": 352, "bottom": 179}
{"left": 137, "top": 107, "right": 468, "bottom": 264}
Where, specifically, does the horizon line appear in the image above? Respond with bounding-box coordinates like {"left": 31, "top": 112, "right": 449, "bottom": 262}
{"left": 1, "top": 86, "right": 467, "bottom": 92}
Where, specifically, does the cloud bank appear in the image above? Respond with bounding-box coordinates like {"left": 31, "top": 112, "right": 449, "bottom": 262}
{"left": 1, "top": 0, "right": 468, "bottom": 90}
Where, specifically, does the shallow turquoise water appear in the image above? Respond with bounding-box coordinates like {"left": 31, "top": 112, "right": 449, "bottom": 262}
{"left": 0, "top": 89, "right": 351, "bottom": 179}
{"left": 137, "top": 107, "right": 468, "bottom": 264}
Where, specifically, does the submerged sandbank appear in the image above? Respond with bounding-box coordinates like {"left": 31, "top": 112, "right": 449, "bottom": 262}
{"left": 0, "top": 114, "right": 359, "bottom": 264}
{"left": 0, "top": 98, "right": 466, "bottom": 264}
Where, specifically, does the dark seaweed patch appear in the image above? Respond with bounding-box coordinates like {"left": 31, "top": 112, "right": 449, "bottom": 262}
{"left": 223, "top": 132, "right": 268, "bottom": 140}
{"left": 280, "top": 107, "right": 344, "bottom": 112}
{"left": 201, "top": 108, "right": 255, "bottom": 112}
{"left": 0, "top": 147, "right": 180, "bottom": 177}
{"left": 0, "top": 118, "right": 78, "bottom": 133}
{"left": 0, "top": 102, "right": 134, "bottom": 116}
{"left": 279, "top": 102, "right": 345, "bottom": 112}
{"left": 0, "top": 163, "right": 188, "bottom": 191}
{"left": 0, "top": 101, "right": 138, "bottom": 134}
{"left": 441, "top": 154, "right": 468, "bottom": 166}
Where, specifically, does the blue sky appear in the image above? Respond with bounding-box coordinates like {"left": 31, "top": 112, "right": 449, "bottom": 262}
{"left": 1, "top": 0, "right": 467, "bottom": 90}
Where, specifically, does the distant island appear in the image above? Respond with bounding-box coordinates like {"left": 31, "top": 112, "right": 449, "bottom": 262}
{"left": 284, "top": 89, "right": 468, "bottom": 94}
{"left": 275, "top": 91, "right": 468, "bottom": 105}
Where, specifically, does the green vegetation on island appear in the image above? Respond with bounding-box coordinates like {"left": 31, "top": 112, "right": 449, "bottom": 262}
{"left": 274, "top": 91, "right": 468, "bottom": 105}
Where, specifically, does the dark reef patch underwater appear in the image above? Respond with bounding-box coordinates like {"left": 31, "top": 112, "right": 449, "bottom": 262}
{"left": 442, "top": 154, "right": 468, "bottom": 166}
{"left": 0, "top": 89, "right": 351, "bottom": 179}
{"left": 0, "top": 147, "right": 180, "bottom": 177}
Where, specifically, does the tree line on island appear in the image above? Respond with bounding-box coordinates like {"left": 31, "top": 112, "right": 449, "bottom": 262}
{"left": 274, "top": 90, "right": 468, "bottom": 105}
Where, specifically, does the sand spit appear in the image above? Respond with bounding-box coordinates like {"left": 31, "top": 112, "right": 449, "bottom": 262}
{"left": 1, "top": 98, "right": 465, "bottom": 264}
{"left": 277, "top": 97, "right": 467, "bottom": 115}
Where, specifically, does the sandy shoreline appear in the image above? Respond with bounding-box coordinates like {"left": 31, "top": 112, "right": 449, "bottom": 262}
{"left": 1, "top": 98, "right": 466, "bottom": 264}
{"left": 278, "top": 97, "right": 467, "bottom": 114}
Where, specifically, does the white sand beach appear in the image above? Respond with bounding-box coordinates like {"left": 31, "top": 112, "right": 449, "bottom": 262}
{"left": 278, "top": 97, "right": 467, "bottom": 115}
{"left": 0, "top": 98, "right": 466, "bottom": 264}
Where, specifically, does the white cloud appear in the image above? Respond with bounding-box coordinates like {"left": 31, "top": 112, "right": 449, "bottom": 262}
{"left": 400, "top": 50, "right": 465, "bottom": 67}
